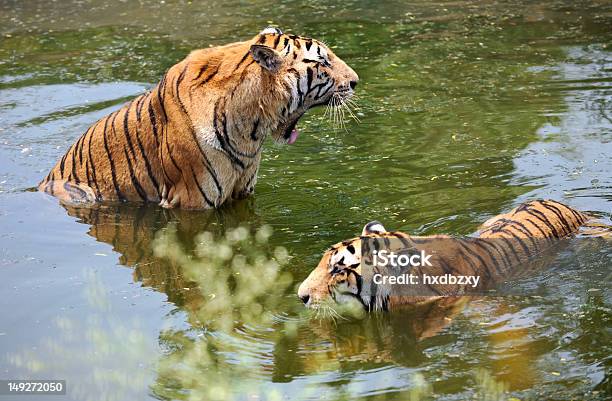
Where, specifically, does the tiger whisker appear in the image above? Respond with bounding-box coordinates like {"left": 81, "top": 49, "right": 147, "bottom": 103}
{"left": 341, "top": 99, "right": 360, "bottom": 123}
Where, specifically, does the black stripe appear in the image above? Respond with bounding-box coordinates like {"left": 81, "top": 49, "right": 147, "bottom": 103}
{"left": 164, "top": 129, "right": 182, "bottom": 175}
{"left": 523, "top": 217, "right": 554, "bottom": 243}
{"left": 436, "top": 255, "right": 457, "bottom": 275}
{"left": 478, "top": 239, "right": 512, "bottom": 273}
{"left": 147, "top": 99, "right": 160, "bottom": 148}
{"left": 123, "top": 149, "right": 147, "bottom": 201}
{"left": 122, "top": 103, "right": 138, "bottom": 161}
{"left": 43, "top": 169, "right": 53, "bottom": 183}
{"left": 273, "top": 34, "right": 281, "bottom": 49}
{"left": 525, "top": 207, "right": 561, "bottom": 238}
{"left": 135, "top": 93, "right": 146, "bottom": 123}
{"left": 288, "top": 68, "right": 303, "bottom": 105}
{"left": 157, "top": 78, "right": 184, "bottom": 194}
{"left": 47, "top": 176, "right": 54, "bottom": 196}
{"left": 224, "top": 111, "right": 263, "bottom": 158}
{"left": 125, "top": 103, "right": 160, "bottom": 197}
{"left": 305, "top": 39, "right": 312, "bottom": 51}
{"left": 315, "top": 79, "right": 334, "bottom": 100}
{"left": 306, "top": 67, "right": 314, "bottom": 91}
{"left": 470, "top": 239, "right": 503, "bottom": 276}
{"left": 408, "top": 237, "right": 431, "bottom": 244}
{"left": 175, "top": 63, "right": 190, "bottom": 115}
{"left": 194, "top": 63, "right": 208, "bottom": 81}
{"left": 63, "top": 181, "right": 87, "bottom": 200}
{"left": 539, "top": 200, "right": 574, "bottom": 235}
{"left": 250, "top": 119, "right": 260, "bottom": 141}
{"left": 496, "top": 228, "right": 532, "bottom": 260}
{"left": 58, "top": 150, "right": 69, "bottom": 179}
{"left": 200, "top": 66, "right": 219, "bottom": 85}
{"left": 70, "top": 143, "right": 79, "bottom": 184}
{"left": 103, "top": 114, "right": 125, "bottom": 201}
{"left": 457, "top": 239, "right": 493, "bottom": 282}
{"left": 243, "top": 169, "right": 258, "bottom": 192}
{"left": 551, "top": 201, "right": 586, "bottom": 225}
{"left": 157, "top": 73, "right": 169, "bottom": 122}
{"left": 189, "top": 165, "right": 214, "bottom": 207}
{"left": 212, "top": 100, "right": 245, "bottom": 169}
{"left": 87, "top": 120, "right": 102, "bottom": 199}
{"left": 129, "top": 102, "right": 160, "bottom": 197}
{"left": 456, "top": 246, "right": 481, "bottom": 276}
{"left": 419, "top": 266, "right": 444, "bottom": 296}
{"left": 497, "top": 236, "right": 523, "bottom": 265}
{"left": 391, "top": 232, "right": 411, "bottom": 248}
{"left": 85, "top": 159, "right": 93, "bottom": 189}
{"left": 174, "top": 95, "right": 224, "bottom": 202}
{"left": 234, "top": 51, "right": 251, "bottom": 72}
{"left": 497, "top": 218, "right": 540, "bottom": 251}
{"left": 76, "top": 130, "right": 87, "bottom": 165}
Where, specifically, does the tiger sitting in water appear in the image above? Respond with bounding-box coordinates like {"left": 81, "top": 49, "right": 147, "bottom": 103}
{"left": 39, "top": 27, "right": 358, "bottom": 209}
{"left": 298, "top": 199, "right": 608, "bottom": 311}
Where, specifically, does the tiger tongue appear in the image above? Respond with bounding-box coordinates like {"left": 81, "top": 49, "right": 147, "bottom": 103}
{"left": 287, "top": 128, "right": 300, "bottom": 145}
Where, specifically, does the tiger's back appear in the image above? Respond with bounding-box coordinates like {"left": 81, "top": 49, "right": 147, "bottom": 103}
{"left": 39, "top": 91, "right": 166, "bottom": 204}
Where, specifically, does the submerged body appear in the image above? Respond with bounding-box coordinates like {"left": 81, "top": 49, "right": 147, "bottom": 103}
{"left": 39, "top": 27, "right": 358, "bottom": 209}
{"left": 298, "top": 199, "right": 604, "bottom": 311}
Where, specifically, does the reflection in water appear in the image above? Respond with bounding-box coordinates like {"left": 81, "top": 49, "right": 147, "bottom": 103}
{"left": 6, "top": 269, "right": 158, "bottom": 401}
{"left": 59, "top": 200, "right": 478, "bottom": 400}
{"left": 56, "top": 199, "right": 610, "bottom": 400}
{"left": 61, "top": 199, "right": 262, "bottom": 307}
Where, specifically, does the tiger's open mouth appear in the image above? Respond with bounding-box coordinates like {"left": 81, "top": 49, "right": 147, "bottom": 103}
{"left": 282, "top": 116, "right": 301, "bottom": 145}
{"left": 278, "top": 90, "right": 351, "bottom": 145}
{"left": 279, "top": 108, "right": 314, "bottom": 145}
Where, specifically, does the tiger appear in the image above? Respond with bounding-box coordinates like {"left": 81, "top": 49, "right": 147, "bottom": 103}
{"left": 38, "top": 27, "right": 359, "bottom": 209}
{"left": 298, "top": 199, "right": 608, "bottom": 311}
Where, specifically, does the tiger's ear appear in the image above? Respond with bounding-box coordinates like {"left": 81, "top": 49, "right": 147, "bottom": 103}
{"left": 250, "top": 44, "right": 283, "bottom": 73}
{"left": 362, "top": 221, "right": 387, "bottom": 235}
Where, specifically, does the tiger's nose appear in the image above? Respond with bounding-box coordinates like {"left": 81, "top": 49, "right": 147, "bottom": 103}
{"left": 349, "top": 80, "right": 358, "bottom": 90}
{"left": 299, "top": 294, "right": 310, "bottom": 305}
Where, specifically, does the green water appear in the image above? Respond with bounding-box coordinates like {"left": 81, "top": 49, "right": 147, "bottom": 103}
{"left": 1, "top": 1, "right": 611, "bottom": 400}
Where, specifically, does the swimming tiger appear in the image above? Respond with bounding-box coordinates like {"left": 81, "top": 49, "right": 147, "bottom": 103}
{"left": 298, "top": 199, "right": 608, "bottom": 311}
{"left": 39, "top": 27, "right": 359, "bottom": 209}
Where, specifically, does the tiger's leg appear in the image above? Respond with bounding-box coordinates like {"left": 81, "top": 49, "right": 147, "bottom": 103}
{"left": 39, "top": 180, "right": 97, "bottom": 204}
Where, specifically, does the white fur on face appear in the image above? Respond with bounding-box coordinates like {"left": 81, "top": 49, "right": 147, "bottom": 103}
{"left": 329, "top": 246, "right": 360, "bottom": 269}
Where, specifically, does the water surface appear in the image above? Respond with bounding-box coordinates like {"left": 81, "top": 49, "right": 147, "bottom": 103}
{"left": 0, "top": 1, "right": 611, "bottom": 400}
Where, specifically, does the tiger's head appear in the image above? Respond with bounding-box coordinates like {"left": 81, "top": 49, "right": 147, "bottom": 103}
{"left": 247, "top": 27, "right": 359, "bottom": 144}
{"left": 297, "top": 221, "right": 388, "bottom": 310}
{"left": 184, "top": 27, "right": 358, "bottom": 147}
